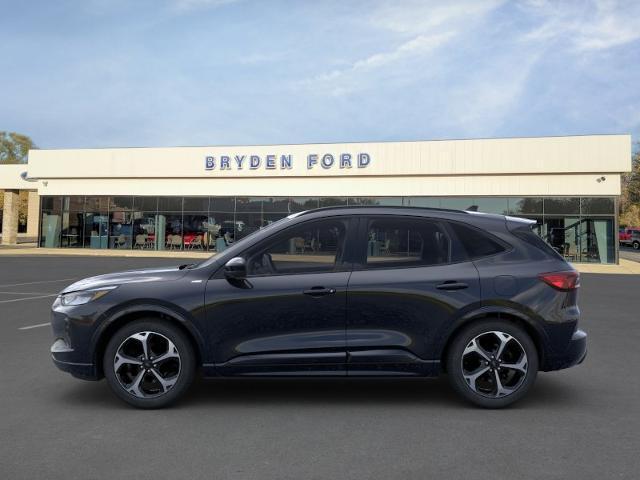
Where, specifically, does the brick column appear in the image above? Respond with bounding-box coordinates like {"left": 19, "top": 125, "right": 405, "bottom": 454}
{"left": 26, "top": 190, "right": 40, "bottom": 239}
{"left": 1, "top": 189, "right": 20, "bottom": 245}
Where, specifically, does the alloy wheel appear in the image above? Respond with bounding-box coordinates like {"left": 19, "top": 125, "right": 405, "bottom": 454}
{"left": 113, "top": 331, "right": 181, "bottom": 398}
{"left": 461, "top": 330, "right": 528, "bottom": 398}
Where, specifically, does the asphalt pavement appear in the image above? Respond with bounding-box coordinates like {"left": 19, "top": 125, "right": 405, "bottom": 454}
{"left": 620, "top": 245, "right": 640, "bottom": 263}
{"left": 0, "top": 255, "right": 639, "bottom": 479}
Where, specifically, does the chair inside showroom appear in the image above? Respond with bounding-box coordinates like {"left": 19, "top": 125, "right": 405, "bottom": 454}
{"left": 189, "top": 234, "right": 203, "bottom": 249}
{"left": 134, "top": 234, "right": 146, "bottom": 249}
{"left": 169, "top": 234, "right": 182, "bottom": 250}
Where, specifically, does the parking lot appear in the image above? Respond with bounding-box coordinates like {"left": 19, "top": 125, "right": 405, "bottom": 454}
{"left": 620, "top": 245, "right": 640, "bottom": 263}
{"left": 0, "top": 255, "right": 639, "bottom": 479}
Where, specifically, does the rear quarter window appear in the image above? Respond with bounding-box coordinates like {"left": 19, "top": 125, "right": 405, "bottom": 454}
{"left": 512, "top": 226, "right": 563, "bottom": 260}
{"left": 448, "top": 222, "right": 506, "bottom": 259}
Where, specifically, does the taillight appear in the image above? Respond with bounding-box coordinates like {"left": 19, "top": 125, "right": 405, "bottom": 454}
{"left": 538, "top": 271, "right": 580, "bottom": 291}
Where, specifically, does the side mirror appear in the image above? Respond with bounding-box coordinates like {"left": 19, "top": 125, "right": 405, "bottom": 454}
{"left": 224, "top": 257, "right": 247, "bottom": 280}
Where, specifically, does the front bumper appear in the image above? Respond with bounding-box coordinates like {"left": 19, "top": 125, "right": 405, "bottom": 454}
{"left": 50, "top": 298, "right": 102, "bottom": 381}
{"left": 51, "top": 338, "right": 99, "bottom": 380}
{"left": 544, "top": 329, "right": 587, "bottom": 371}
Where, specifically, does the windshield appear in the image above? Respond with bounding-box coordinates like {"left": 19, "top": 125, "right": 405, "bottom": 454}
{"left": 195, "top": 214, "right": 299, "bottom": 269}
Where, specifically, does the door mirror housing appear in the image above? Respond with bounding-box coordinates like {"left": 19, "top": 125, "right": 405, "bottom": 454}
{"left": 224, "top": 257, "right": 247, "bottom": 280}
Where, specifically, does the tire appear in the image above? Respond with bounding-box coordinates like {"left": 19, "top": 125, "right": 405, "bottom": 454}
{"left": 633, "top": 241, "right": 640, "bottom": 250}
{"left": 103, "top": 319, "right": 196, "bottom": 409}
{"left": 446, "top": 319, "right": 538, "bottom": 408}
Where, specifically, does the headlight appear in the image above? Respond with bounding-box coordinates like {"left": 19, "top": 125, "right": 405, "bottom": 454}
{"left": 60, "top": 286, "right": 118, "bottom": 306}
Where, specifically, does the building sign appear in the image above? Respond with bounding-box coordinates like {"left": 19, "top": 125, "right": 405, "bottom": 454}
{"left": 205, "top": 153, "right": 371, "bottom": 171}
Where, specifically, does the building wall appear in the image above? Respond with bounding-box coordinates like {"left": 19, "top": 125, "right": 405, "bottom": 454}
{"left": 33, "top": 173, "right": 623, "bottom": 197}
{"left": 27, "top": 135, "right": 631, "bottom": 181}
{"left": 0, "top": 135, "right": 632, "bottom": 256}
{"left": 24, "top": 135, "right": 631, "bottom": 197}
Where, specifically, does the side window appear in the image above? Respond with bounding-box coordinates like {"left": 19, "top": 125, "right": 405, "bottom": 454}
{"left": 448, "top": 221, "right": 506, "bottom": 259}
{"left": 247, "top": 219, "right": 348, "bottom": 276}
{"left": 366, "top": 217, "right": 451, "bottom": 268}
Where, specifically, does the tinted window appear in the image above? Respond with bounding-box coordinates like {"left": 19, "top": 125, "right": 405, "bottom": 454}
{"left": 512, "top": 226, "right": 563, "bottom": 259}
{"left": 247, "top": 219, "right": 348, "bottom": 276}
{"left": 365, "top": 217, "right": 450, "bottom": 268}
{"left": 449, "top": 222, "right": 505, "bottom": 259}
{"left": 580, "top": 197, "right": 614, "bottom": 215}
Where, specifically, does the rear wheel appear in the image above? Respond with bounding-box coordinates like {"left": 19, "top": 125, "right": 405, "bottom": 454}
{"left": 103, "top": 319, "right": 196, "bottom": 408}
{"left": 446, "top": 320, "right": 538, "bottom": 408}
{"left": 633, "top": 241, "right": 640, "bottom": 250}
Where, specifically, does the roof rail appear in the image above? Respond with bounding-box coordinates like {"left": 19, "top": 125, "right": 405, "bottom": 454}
{"left": 296, "top": 205, "right": 470, "bottom": 216}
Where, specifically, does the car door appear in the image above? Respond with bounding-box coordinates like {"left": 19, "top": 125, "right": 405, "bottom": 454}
{"left": 346, "top": 215, "right": 481, "bottom": 375}
{"left": 204, "top": 216, "right": 355, "bottom": 375}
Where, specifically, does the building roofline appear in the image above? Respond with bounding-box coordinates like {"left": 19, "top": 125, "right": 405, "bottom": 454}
{"left": 28, "top": 133, "right": 631, "bottom": 152}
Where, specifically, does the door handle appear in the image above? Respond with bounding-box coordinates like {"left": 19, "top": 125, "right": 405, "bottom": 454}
{"left": 303, "top": 287, "right": 337, "bottom": 297}
{"left": 436, "top": 281, "right": 468, "bottom": 291}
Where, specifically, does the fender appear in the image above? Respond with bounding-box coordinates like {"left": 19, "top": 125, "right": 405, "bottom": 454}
{"left": 91, "top": 300, "right": 209, "bottom": 364}
{"left": 432, "top": 303, "right": 551, "bottom": 360}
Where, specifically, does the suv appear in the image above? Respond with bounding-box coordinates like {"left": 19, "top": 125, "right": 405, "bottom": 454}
{"left": 50, "top": 207, "right": 586, "bottom": 408}
{"left": 619, "top": 227, "right": 640, "bottom": 249}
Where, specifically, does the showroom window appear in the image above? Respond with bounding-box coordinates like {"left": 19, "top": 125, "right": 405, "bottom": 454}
{"left": 38, "top": 195, "right": 617, "bottom": 263}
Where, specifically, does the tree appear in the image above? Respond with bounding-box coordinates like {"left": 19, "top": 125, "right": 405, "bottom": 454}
{"left": 0, "top": 131, "right": 36, "bottom": 164}
{"left": 619, "top": 142, "right": 640, "bottom": 226}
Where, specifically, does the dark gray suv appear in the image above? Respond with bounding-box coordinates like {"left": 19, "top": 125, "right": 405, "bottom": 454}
{"left": 51, "top": 206, "right": 586, "bottom": 408}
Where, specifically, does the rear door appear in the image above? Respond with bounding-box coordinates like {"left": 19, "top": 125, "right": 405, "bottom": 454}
{"left": 345, "top": 215, "right": 481, "bottom": 375}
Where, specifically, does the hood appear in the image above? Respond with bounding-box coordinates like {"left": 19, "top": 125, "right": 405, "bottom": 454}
{"left": 61, "top": 266, "right": 189, "bottom": 294}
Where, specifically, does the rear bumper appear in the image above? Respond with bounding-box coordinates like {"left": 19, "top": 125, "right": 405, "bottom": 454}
{"left": 51, "top": 338, "right": 99, "bottom": 380}
{"left": 544, "top": 329, "right": 587, "bottom": 371}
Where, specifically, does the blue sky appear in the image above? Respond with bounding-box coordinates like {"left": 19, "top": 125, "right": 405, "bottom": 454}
{"left": 1, "top": 0, "right": 638, "bottom": 149}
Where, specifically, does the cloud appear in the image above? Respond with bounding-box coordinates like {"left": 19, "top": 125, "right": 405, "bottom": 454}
{"left": 520, "top": 0, "right": 640, "bottom": 51}
{"left": 368, "top": 0, "right": 505, "bottom": 35}
{"left": 302, "top": 0, "right": 504, "bottom": 97}
{"left": 306, "top": 31, "right": 454, "bottom": 96}
{"left": 444, "top": 52, "right": 542, "bottom": 136}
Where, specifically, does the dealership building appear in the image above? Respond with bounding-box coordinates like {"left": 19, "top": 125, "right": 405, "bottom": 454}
{"left": 0, "top": 134, "right": 631, "bottom": 263}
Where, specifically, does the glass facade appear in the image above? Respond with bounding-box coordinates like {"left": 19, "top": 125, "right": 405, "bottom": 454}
{"left": 38, "top": 195, "right": 617, "bottom": 263}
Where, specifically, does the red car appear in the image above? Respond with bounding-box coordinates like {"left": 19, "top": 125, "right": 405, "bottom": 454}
{"left": 620, "top": 227, "right": 640, "bottom": 249}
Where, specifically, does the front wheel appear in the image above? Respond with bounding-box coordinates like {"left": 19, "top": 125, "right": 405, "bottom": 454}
{"left": 103, "top": 319, "right": 196, "bottom": 408}
{"left": 633, "top": 241, "right": 640, "bottom": 250}
{"left": 446, "top": 320, "right": 538, "bottom": 408}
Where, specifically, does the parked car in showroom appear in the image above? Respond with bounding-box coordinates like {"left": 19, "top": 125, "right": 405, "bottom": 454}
{"left": 50, "top": 206, "right": 586, "bottom": 409}
{"left": 619, "top": 227, "right": 640, "bottom": 249}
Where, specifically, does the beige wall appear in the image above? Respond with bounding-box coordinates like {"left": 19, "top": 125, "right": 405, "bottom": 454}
{"left": 0, "top": 135, "right": 631, "bottom": 197}
{"left": 0, "top": 164, "right": 31, "bottom": 189}
{"left": 26, "top": 190, "right": 40, "bottom": 236}
{"left": 37, "top": 173, "right": 623, "bottom": 197}
{"left": 1, "top": 190, "right": 20, "bottom": 244}
{"left": 27, "top": 134, "right": 631, "bottom": 181}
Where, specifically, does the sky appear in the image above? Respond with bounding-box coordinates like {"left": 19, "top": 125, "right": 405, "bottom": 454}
{"left": 1, "top": 0, "right": 639, "bottom": 149}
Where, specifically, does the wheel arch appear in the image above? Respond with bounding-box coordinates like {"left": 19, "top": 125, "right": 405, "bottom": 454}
{"left": 438, "top": 307, "right": 547, "bottom": 372}
{"left": 93, "top": 304, "right": 206, "bottom": 378}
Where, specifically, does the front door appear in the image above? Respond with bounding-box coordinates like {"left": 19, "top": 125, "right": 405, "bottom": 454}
{"left": 205, "top": 217, "right": 354, "bottom": 375}
{"left": 346, "top": 215, "right": 481, "bottom": 375}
